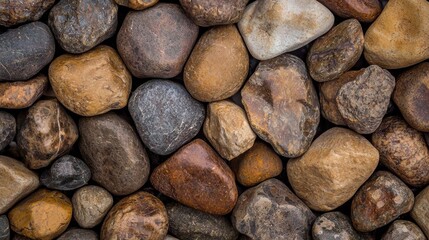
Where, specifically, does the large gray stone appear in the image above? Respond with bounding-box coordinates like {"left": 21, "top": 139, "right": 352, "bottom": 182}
{"left": 0, "top": 215, "right": 9, "bottom": 240}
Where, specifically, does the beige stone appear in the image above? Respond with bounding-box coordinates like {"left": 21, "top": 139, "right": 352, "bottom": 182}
{"left": 411, "top": 186, "right": 429, "bottom": 238}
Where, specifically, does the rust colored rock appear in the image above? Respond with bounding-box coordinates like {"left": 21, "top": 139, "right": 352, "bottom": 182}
{"left": 351, "top": 171, "right": 414, "bottom": 232}
{"left": 317, "top": 0, "right": 381, "bottom": 22}
{"left": 307, "top": 19, "right": 364, "bottom": 82}
{"left": 411, "top": 186, "right": 429, "bottom": 238}
{"left": 17, "top": 99, "right": 79, "bottom": 169}
{"left": 381, "top": 220, "right": 427, "bottom": 240}
{"left": 114, "top": 0, "right": 158, "bottom": 10}
{"left": 0, "top": 74, "right": 47, "bottom": 109}
{"left": 241, "top": 54, "right": 319, "bottom": 158}
{"left": 8, "top": 189, "right": 72, "bottom": 240}
{"left": 184, "top": 25, "right": 249, "bottom": 102}
{"left": 49, "top": 45, "right": 132, "bottom": 117}
{"left": 101, "top": 192, "right": 168, "bottom": 240}
{"left": 0, "top": 0, "right": 55, "bottom": 27}
{"left": 151, "top": 139, "right": 238, "bottom": 215}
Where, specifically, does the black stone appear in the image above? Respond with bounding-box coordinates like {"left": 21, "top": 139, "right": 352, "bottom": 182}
{"left": 0, "top": 112, "right": 15, "bottom": 152}
{"left": 312, "top": 212, "right": 367, "bottom": 240}
{"left": 57, "top": 229, "right": 98, "bottom": 240}
{"left": 425, "top": 133, "right": 429, "bottom": 146}
{"left": 0, "top": 215, "right": 9, "bottom": 240}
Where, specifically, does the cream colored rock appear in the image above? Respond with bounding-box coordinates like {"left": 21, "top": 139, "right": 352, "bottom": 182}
{"left": 287, "top": 127, "right": 379, "bottom": 211}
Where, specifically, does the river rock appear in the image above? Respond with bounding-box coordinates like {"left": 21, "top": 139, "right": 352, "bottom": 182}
{"left": 79, "top": 112, "right": 150, "bottom": 195}
{"left": 307, "top": 19, "right": 364, "bottom": 82}
{"left": 0, "top": 215, "right": 9, "bottom": 240}
{"left": 151, "top": 139, "right": 238, "bottom": 215}
{"left": 8, "top": 189, "right": 72, "bottom": 240}
{"left": 364, "top": 0, "right": 429, "bottom": 69}
{"left": 241, "top": 54, "right": 319, "bottom": 157}
{"left": 49, "top": 0, "right": 118, "bottom": 54}
{"left": 382, "top": 220, "right": 427, "bottom": 240}
{"left": 232, "top": 179, "right": 315, "bottom": 240}
{"left": 0, "top": 22, "right": 55, "bottom": 81}
{"left": 101, "top": 192, "right": 168, "bottom": 240}
{"left": 0, "top": 112, "right": 15, "bottom": 152}
{"left": 128, "top": 80, "right": 205, "bottom": 155}
{"left": 114, "top": 0, "right": 158, "bottom": 10}
{"left": 312, "top": 212, "right": 366, "bottom": 240}
{"left": 0, "top": 74, "right": 47, "bottom": 109}
{"left": 411, "top": 186, "right": 429, "bottom": 237}
{"left": 165, "top": 236, "right": 179, "bottom": 240}
{"left": 49, "top": 45, "right": 131, "bottom": 117}
{"left": 317, "top": 0, "right": 381, "bottom": 22}
{"left": 58, "top": 229, "right": 98, "bottom": 240}
{"left": 287, "top": 127, "right": 379, "bottom": 211}
{"left": 203, "top": 100, "right": 256, "bottom": 160}
{"left": 0, "top": 0, "right": 55, "bottom": 26}
{"left": 17, "top": 99, "right": 78, "bottom": 169}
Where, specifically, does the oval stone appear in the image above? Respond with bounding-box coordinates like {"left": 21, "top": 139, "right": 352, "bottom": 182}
{"left": 0, "top": 0, "right": 55, "bottom": 27}
{"left": 312, "top": 212, "right": 366, "bottom": 240}
{"left": 58, "top": 229, "right": 98, "bottom": 240}
{"left": 0, "top": 111, "right": 15, "bottom": 151}
{"left": 0, "top": 74, "right": 48, "bottom": 109}
{"left": 381, "top": 220, "right": 426, "bottom": 240}
{"left": 317, "top": 0, "right": 381, "bottom": 22}
{"left": 0, "top": 215, "right": 9, "bottom": 240}
{"left": 411, "top": 186, "right": 429, "bottom": 238}
{"left": 114, "top": 0, "right": 158, "bottom": 10}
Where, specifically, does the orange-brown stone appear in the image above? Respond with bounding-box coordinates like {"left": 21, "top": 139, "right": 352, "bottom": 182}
{"left": 317, "top": 0, "right": 381, "bottom": 22}
{"left": 114, "top": 0, "right": 158, "bottom": 10}
{"left": 0, "top": 74, "right": 47, "bottom": 109}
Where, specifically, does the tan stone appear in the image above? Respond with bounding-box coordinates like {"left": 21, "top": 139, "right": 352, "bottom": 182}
{"left": 114, "top": 0, "right": 158, "bottom": 10}
{"left": 0, "top": 74, "right": 47, "bottom": 109}
{"left": 411, "top": 186, "right": 429, "bottom": 238}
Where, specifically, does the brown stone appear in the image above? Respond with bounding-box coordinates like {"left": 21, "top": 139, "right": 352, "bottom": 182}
{"left": 8, "top": 189, "right": 72, "bottom": 240}
{"left": 101, "top": 192, "right": 168, "bottom": 240}
{"left": 381, "top": 220, "right": 427, "bottom": 240}
{"left": 287, "top": 127, "right": 379, "bottom": 211}
{"left": 184, "top": 25, "right": 249, "bottom": 102}
{"left": 412, "top": 186, "right": 429, "bottom": 238}
{"left": 307, "top": 19, "right": 364, "bottom": 82}
{"left": 0, "top": 74, "right": 48, "bottom": 109}
{"left": 0, "top": 0, "right": 55, "bottom": 27}
{"left": 151, "top": 139, "right": 238, "bottom": 215}
{"left": 203, "top": 100, "right": 256, "bottom": 160}
{"left": 317, "top": 0, "right": 381, "bottom": 22}
{"left": 241, "top": 53, "right": 320, "bottom": 158}
{"left": 114, "top": 0, "right": 158, "bottom": 10}
{"left": 49, "top": 45, "right": 131, "bottom": 117}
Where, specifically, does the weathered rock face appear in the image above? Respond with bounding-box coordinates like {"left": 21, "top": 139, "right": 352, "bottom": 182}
{"left": 0, "top": 215, "right": 9, "bottom": 240}
{"left": 0, "top": 0, "right": 55, "bottom": 26}
{"left": 232, "top": 179, "right": 315, "bottom": 240}
{"left": 151, "top": 139, "right": 238, "bottom": 215}
{"left": 57, "top": 229, "right": 98, "bottom": 240}
{"left": 317, "top": 0, "right": 381, "bottom": 22}
{"left": 287, "top": 127, "right": 379, "bottom": 211}
{"left": 0, "top": 112, "right": 15, "bottom": 152}
{"left": 114, "top": 0, "right": 158, "bottom": 10}
{"left": 312, "top": 212, "right": 366, "bottom": 240}
{"left": 411, "top": 186, "right": 429, "bottom": 238}
{"left": 381, "top": 220, "right": 427, "bottom": 240}
{"left": 79, "top": 112, "right": 150, "bottom": 196}
{"left": 184, "top": 25, "right": 248, "bottom": 102}
{"left": 238, "top": 0, "right": 334, "bottom": 60}
{"left": 241, "top": 54, "right": 319, "bottom": 158}
{"left": 49, "top": 0, "right": 118, "bottom": 54}
{"left": 0, "top": 74, "right": 47, "bottom": 109}
{"left": 49, "top": 45, "right": 132, "bottom": 117}
{"left": 0, "top": 22, "right": 55, "bottom": 81}
{"left": 117, "top": 3, "right": 198, "bottom": 79}
{"left": 17, "top": 99, "right": 79, "bottom": 169}
{"left": 364, "top": 0, "right": 429, "bottom": 69}
{"left": 101, "top": 192, "right": 168, "bottom": 240}
{"left": 351, "top": 171, "right": 414, "bottom": 232}
{"left": 128, "top": 80, "right": 205, "bottom": 155}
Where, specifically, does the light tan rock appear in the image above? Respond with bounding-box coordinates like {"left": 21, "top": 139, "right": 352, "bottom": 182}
{"left": 411, "top": 186, "right": 429, "bottom": 238}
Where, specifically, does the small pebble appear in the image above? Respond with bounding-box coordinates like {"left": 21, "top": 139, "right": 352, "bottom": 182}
{"left": 57, "top": 229, "right": 98, "bottom": 240}
{"left": 411, "top": 186, "right": 429, "bottom": 238}
{"left": 317, "top": 0, "right": 381, "bottom": 22}
{"left": 0, "top": 74, "right": 48, "bottom": 109}
{"left": 0, "top": 0, "right": 55, "bottom": 27}
{"left": 381, "top": 220, "right": 427, "bottom": 240}
{"left": 0, "top": 112, "right": 15, "bottom": 152}
{"left": 114, "top": 0, "right": 158, "bottom": 10}
{"left": 0, "top": 215, "right": 9, "bottom": 240}
{"left": 312, "top": 212, "right": 367, "bottom": 240}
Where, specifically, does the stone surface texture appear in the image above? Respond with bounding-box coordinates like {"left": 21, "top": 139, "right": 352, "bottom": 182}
{"left": 57, "top": 229, "right": 98, "bottom": 240}
{"left": 0, "top": 74, "right": 48, "bottom": 109}
{"left": 0, "top": 0, "right": 55, "bottom": 27}
{"left": 312, "top": 212, "right": 366, "bottom": 240}
{"left": 317, "top": 0, "right": 381, "bottom": 22}
{"left": 381, "top": 220, "right": 427, "bottom": 240}
{"left": 411, "top": 186, "right": 429, "bottom": 238}
{"left": 115, "top": 0, "right": 158, "bottom": 10}
{"left": 0, "top": 112, "right": 15, "bottom": 152}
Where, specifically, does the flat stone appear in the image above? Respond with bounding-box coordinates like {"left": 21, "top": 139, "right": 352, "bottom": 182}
{"left": 49, "top": 0, "right": 118, "bottom": 54}
{"left": 167, "top": 202, "right": 239, "bottom": 240}
{"left": 57, "top": 229, "right": 98, "bottom": 240}
{"left": 72, "top": 185, "right": 113, "bottom": 228}
{"left": 381, "top": 220, "right": 427, "bottom": 240}
{"left": 184, "top": 25, "right": 249, "bottom": 102}
{"left": 307, "top": 19, "right": 364, "bottom": 82}
{"left": 0, "top": 74, "right": 48, "bottom": 109}
{"left": 312, "top": 212, "right": 367, "bottom": 240}
{"left": 17, "top": 99, "right": 78, "bottom": 169}
{"left": 0, "top": 22, "right": 55, "bottom": 81}
{"left": 79, "top": 112, "right": 150, "bottom": 195}
{"left": 49, "top": 45, "right": 131, "bottom": 117}
{"left": 114, "top": 0, "right": 158, "bottom": 10}
{"left": 411, "top": 186, "right": 429, "bottom": 238}
{"left": 0, "top": 111, "right": 15, "bottom": 152}
{"left": 117, "top": 3, "right": 198, "bottom": 79}
{"left": 238, "top": 0, "right": 334, "bottom": 60}
{"left": 232, "top": 179, "right": 315, "bottom": 240}
{"left": 151, "top": 139, "right": 238, "bottom": 215}
{"left": 364, "top": 0, "right": 429, "bottom": 69}
{"left": 241, "top": 54, "right": 320, "bottom": 157}
{"left": 101, "top": 192, "right": 168, "bottom": 239}
{"left": 128, "top": 80, "right": 205, "bottom": 155}
{"left": 0, "top": 0, "right": 55, "bottom": 27}
{"left": 317, "top": 0, "right": 381, "bottom": 22}
{"left": 0, "top": 215, "right": 9, "bottom": 240}
{"left": 287, "top": 127, "right": 379, "bottom": 211}
{"left": 351, "top": 171, "right": 414, "bottom": 232}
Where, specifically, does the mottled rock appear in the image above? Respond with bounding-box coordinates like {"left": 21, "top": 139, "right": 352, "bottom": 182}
{"left": 79, "top": 112, "right": 150, "bottom": 195}
{"left": 382, "top": 220, "right": 427, "bottom": 240}
{"left": 101, "top": 192, "right": 168, "bottom": 240}
{"left": 312, "top": 212, "right": 366, "bottom": 240}
{"left": 128, "top": 80, "right": 205, "bottom": 155}
{"left": 151, "top": 139, "right": 238, "bottom": 215}
{"left": 114, "top": 0, "right": 158, "bottom": 10}
{"left": 49, "top": 45, "right": 131, "bottom": 117}
{"left": 307, "top": 19, "right": 364, "bottom": 82}
{"left": 241, "top": 54, "right": 319, "bottom": 157}
{"left": 0, "top": 74, "right": 48, "bottom": 109}
{"left": 232, "top": 179, "right": 315, "bottom": 240}
{"left": 49, "top": 0, "right": 118, "bottom": 54}
{"left": 287, "top": 127, "right": 379, "bottom": 211}
{"left": 0, "top": 0, "right": 55, "bottom": 27}
{"left": 411, "top": 186, "right": 429, "bottom": 238}
{"left": 17, "top": 99, "right": 78, "bottom": 169}
{"left": 351, "top": 171, "right": 414, "bottom": 232}
{"left": 184, "top": 25, "right": 248, "bottom": 102}
{"left": 8, "top": 189, "right": 72, "bottom": 240}
{"left": 0, "top": 215, "right": 9, "bottom": 240}
{"left": 317, "top": 0, "right": 381, "bottom": 22}
{"left": 117, "top": 3, "right": 198, "bottom": 79}
{"left": 0, "top": 22, "right": 55, "bottom": 81}
{"left": 58, "top": 229, "right": 98, "bottom": 240}
{"left": 0, "top": 112, "right": 15, "bottom": 152}
{"left": 364, "top": 0, "right": 429, "bottom": 69}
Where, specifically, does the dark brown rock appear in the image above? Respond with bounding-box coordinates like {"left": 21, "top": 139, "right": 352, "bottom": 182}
{"left": 411, "top": 186, "right": 429, "bottom": 237}
{"left": 0, "top": 111, "right": 15, "bottom": 152}
{"left": 0, "top": 74, "right": 48, "bottom": 109}
{"left": 114, "top": 0, "right": 158, "bottom": 10}
{"left": 312, "top": 212, "right": 367, "bottom": 240}
{"left": 381, "top": 220, "right": 427, "bottom": 240}
{"left": 0, "top": 0, "right": 55, "bottom": 27}
{"left": 317, "top": 0, "right": 382, "bottom": 22}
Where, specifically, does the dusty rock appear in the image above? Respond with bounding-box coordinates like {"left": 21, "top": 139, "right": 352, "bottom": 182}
{"left": 317, "top": 0, "right": 381, "bottom": 22}
{"left": 17, "top": 99, "right": 78, "bottom": 169}
{"left": 0, "top": 74, "right": 47, "bottom": 109}
{"left": 114, "top": 0, "right": 158, "bottom": 10}
{"left": 312, "top": 212, "right": 366, "bottom": 240}
{"left": 364, "top": 0, "right": 429, "bottom": 69}
{"left": 0, "top": 215, "right": 9, "bottom": 240}
{"left": 49, "top": 45, "right": 131, "bottom": 117}
{"left": 411, "top": 186, "right": 429, "bottom": 238}
{"left": 184, "top": 25, "right": 249, "bottom": 102}
{"left": 232, "top": 179, "right": 315, "bottom": 240}
{"left": 287, "top": 127, "right": 379, "bottom": 211}
{"left": 151, "top": 139, "right": 238, "bottom": 215}
{"left": 307, "top": 19, "right": 364, "bottom": 82}
{"left": 57, "top": 229, "right": 98, "bottom": 240}
{"left": 203, "top": 100, "right": 256, "bottom": 160}
{"left": 79, "top": 112, "right": 150, "bottom": 196}
{"left": 117, "top": 3, "right": 198, "bottom": 78}
{"left": 0, "top": 112, "right": 15, "bottom": 152}
{"left": 0, "top": 0, "right": 55, "bottom": 26}
{"left": 241, "top": 54, "right": 319, "bottom": 157}
{"left": 382, "top": 220, "right": 427, "bottom": 240}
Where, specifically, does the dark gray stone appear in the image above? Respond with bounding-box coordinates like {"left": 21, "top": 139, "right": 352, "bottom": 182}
{"left": 425, "top": 133, "right": 429, "bottom": 146}
{"left": 40, "top": 155, "right": 91, "bottom": 191}
{"left": 381, "top": 220, "right": 426, "bottom": 240}
{"left": 0, "top": 112, "right": 15, "bottom": 152}
{"left": 57, "top": 229, "right": 98, "bottom": 240}
{"left": 128, "top": 80, "right": 205, "bottom": 155}
{"left": 312, "top": 212, "right": 366, "bottom": 240}
{"left": 0, "top": 215, "right": 9, "bottom": 240}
